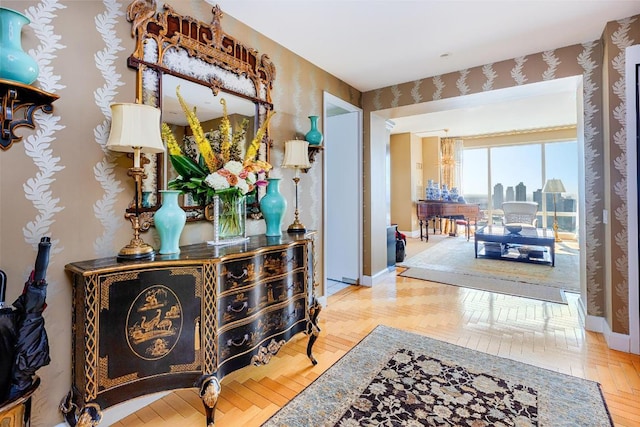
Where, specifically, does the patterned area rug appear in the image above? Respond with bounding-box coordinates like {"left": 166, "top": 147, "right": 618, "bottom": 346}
{"left": 263, "top": 326, "right": 612, "bottom": 427}
{"left": 398, "top": 236, "right": 579, "bottom": 304}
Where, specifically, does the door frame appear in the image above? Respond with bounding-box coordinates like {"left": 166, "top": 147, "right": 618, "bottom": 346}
{"left": 322, "top": 91, "right": 363, "bottom": 303}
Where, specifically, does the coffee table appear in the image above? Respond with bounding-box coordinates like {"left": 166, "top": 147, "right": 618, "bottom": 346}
{"left": 474, "top": 225, "right": 555, "bottom": 266}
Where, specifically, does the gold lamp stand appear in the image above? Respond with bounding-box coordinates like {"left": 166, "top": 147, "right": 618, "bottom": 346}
{"left": 288, "top": 175, "right": 306, "bottom": 233}
{"left": 117, "top": 166, "right": 156, "bottom": 260}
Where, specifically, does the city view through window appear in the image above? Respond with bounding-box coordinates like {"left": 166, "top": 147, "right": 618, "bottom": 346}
{"left": 460, "top": 141, "right": 578, "bottom": 235}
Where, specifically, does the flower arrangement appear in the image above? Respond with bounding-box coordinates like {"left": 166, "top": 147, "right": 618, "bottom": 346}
{"left": 161, "top": 86, "right": 274, "bottom": 207}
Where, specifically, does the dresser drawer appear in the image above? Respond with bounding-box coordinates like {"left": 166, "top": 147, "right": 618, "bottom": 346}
{"left": 218, "top": 269, "right": 306, "bottom": 326}
{"left": 218, "top": 245, "right": 305, "bottom": 292}
{"left": 217, "top": 298, "right": 306, "bottom": 373}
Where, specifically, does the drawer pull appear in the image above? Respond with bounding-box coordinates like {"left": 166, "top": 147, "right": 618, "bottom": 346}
{"left": 227, "top": 334, "right": 249, "bottom": 347}
{"left": 227, "top": 301, "right": 248, "bottom": 313}
{"left": 227, "top": 268, "right": 248, "bottom": 280}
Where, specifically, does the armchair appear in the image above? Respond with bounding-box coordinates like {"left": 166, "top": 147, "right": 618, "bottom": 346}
{"left": 502, "top": 201, "right": 538, "bottom": 227}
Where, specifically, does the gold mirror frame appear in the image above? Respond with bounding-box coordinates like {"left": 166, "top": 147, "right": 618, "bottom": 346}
{"left": 126, "top": 1, "right": 275, "bottom": 220}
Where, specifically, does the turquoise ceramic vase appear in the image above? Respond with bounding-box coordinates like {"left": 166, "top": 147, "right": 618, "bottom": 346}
{"left": 260, "top": 178, "right": 287, "bottom": 236}
{"left": 0, "top": 7, "right": 39, "bottom": 85}
{"left": 154, "top": 190, "right": 187, "bottom": 254}
{"left": 304, "top": 115, "right": 323, "bottom": 146}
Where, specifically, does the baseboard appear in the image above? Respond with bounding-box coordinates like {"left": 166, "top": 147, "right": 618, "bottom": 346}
{"left": 586, "top": 314, "right": 632, "bottom": 352}
{"left": 362, "top": 268, "right": 393, "bottom": 287}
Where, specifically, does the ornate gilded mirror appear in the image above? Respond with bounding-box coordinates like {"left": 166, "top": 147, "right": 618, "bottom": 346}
{"left": 126, "top": 1, "right": 275, "bottom": 220}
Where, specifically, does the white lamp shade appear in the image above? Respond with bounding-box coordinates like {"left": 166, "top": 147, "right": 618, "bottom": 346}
{"left": 542, "top": 178, "right": 566, "bottom": 193}
{"left": 281, "top": 139, "right": 311, "bottom": 169}
{"left": 106, "top": 103, "right": 165, "bottom": 154}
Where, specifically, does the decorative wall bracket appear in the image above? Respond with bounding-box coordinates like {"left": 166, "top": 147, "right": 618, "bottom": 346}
{"left": 1, "top": 79, "right": 59, "bottom": 151}
{"left": 304, "top": 145, "right": 324, "bottom": 173}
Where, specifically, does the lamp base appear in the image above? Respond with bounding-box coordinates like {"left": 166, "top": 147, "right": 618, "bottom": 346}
{"left": 116, "top": 239, "right": 155, "bottom": 261}
{"left": 287, "top": 219, "right": 306, "bottom": 233}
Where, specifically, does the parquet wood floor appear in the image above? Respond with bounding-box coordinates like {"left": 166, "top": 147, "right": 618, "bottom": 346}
{"left": 114, "top": 242, "right": 640, "bottom": 426}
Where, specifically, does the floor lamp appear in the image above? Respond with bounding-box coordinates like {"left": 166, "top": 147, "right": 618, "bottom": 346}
{"left": 542, "top": 178, "right": 566, "bottom": 242}
{"left": 282, "top": 139, "right": 311, "bottom": 233}
{"left": 106, "top": 103, "right": 165, "bottom": 260}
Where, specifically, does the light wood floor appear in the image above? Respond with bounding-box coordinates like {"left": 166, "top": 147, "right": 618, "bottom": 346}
{"left": 114, "top": 239, "right": 640, "bottom": 427}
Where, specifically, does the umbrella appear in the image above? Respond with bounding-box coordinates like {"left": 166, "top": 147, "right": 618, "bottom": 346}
{"left": 0, "top": 270, "right": 18, "bottom": 403}
{"left": 6, "top": 237, "right": 51, "bottom": 402}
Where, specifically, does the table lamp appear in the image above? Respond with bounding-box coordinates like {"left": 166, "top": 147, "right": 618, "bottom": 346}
{"left": 106, "top": 103, "right": 165, "bottom": 260}
{"left": 542, "top": 178, "right": 565, "bottom": 242}
{"left": 282, "top": 139, "right": 311, "bottom": 233}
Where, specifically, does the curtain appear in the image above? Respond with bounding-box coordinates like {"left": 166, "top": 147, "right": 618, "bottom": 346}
{"left": 440, "top": 137, "right": 464, "bottom": 191}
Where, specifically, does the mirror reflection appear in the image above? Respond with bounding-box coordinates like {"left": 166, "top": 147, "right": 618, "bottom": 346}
{"left": 160, "top": 75, "right": 258, "bottom": 218}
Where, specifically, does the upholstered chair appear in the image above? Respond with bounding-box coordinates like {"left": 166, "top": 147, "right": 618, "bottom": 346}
{"left": 501, "top": 201, "right": 538, "bottom": 228}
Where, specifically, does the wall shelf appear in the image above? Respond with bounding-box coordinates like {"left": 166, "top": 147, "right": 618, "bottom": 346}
{"left": 0, "top": 79, "right": 59, "bottom": 151}
{"left": 305, "top": 145, "right": 324, "bottom": 172}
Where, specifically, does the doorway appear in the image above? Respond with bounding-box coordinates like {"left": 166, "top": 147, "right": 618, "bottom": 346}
{"left": 323, "top": 92, "right": 363, "bottom": 298}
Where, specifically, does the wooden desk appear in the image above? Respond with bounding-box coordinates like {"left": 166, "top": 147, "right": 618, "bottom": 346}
{"left": 417, "top": 200, "right": 480, "bottom": 241}
{"left": 62, "top": 233, "right": 319, "bottom": 426}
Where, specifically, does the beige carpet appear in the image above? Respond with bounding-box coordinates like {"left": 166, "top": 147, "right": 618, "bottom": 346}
{"left": 398, "top": 234, "right": 580, "bottom": 304}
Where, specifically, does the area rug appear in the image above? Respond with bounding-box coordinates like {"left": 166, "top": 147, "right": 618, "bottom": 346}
{"left": 263, "top": 325, "right": 612, "bottom": 427}
{"left": 398, "top": 236, "right": 579, "bottom": 303}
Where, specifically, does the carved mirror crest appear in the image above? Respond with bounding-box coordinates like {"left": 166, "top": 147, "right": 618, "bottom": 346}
{"left": 126, "top": 1, "right": 275, "bottom": 220}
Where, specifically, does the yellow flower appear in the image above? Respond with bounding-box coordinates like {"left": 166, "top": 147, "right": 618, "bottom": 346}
{"left": 219, "top": 98, "right": 231, "bottom": 163}
{"left": 245, "top": 110, "right": 275, "bottom": 162}
{"left": 161, "top": 123, "right": 182, "bottom": 156}
{"left": 176, "top": 85, "right": 218, "bottom": 172}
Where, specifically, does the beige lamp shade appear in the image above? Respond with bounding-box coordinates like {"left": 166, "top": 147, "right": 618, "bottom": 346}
{"left": 281, "top": 139, "right": 311, "bottom": 169}
{"left": 542, "top": 178, "right": 566, "bottom": 193}
{"left": 106, "top": 103, "right": 165, "bottom": 154}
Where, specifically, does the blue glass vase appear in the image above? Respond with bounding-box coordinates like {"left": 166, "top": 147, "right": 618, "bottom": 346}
{"left": 154, "top": 190, "right": 186, "bottom": 254}
{"left": 260, "top": 178, "right": 287, "bottom": 236}
{"left": 304, "top": 115, "right": 323, "bottom": 146}
{"left": 0, "top": 7, "right": 39, "bottom": 85}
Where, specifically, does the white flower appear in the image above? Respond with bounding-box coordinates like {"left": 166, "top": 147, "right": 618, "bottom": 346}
{"left": 246, "top": 171, "right": 256, "bottom": 184}
{"left": 236, "top": 179, "right": 250, "bottom": 195}
{"left": 204, "top": 172, "right": 230, "bottom": 190}
{"left": 224, "top": 160, "right": 244, "bottom": 175}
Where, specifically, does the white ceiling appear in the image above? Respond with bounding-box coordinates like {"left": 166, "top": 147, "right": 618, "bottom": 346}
{"left": 206, "top": 0, "right": 640, "bottom": 137}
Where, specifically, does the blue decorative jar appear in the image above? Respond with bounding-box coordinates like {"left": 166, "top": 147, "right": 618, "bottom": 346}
{"left": 260, "top": 178, "right": 287, "bottom": 236}
{"left": 305, "top": 115, "right": 323, "bottom": 146}
{"left": 0, "top": 8, "right": 39, "bottom": 85}
{"left": 154, "top": 190, "right": 186, "bottom": 254}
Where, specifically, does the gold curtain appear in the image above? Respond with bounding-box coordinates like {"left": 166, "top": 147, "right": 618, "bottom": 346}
{"left": 441, "top": 137, "right": 455, "bottom": 189}
{"left": 440, "top": 137, "right": 464, "bottom": 191}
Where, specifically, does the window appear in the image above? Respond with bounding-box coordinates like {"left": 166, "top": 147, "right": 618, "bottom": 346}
{"left": 461, "top": 140, "right": 578, "bottom": 235}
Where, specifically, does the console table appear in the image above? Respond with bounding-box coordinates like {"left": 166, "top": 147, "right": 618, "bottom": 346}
{"left": 417, "top": 200, "right": 480, "bottom": 241}
{"left": 61, "top": 233, "right": 319, "bottom": 426}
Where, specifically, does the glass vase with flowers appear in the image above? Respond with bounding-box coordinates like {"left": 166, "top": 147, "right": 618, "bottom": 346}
{"left": 161, "top": 86, "right": 274, "bottom": 243}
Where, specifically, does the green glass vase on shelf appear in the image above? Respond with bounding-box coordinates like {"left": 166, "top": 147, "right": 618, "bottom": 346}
{"left": 305, "top": 115, "right": 323, "bottom": 146}
{"left": 0, "top": 7, "right": 39, "bottom": 85}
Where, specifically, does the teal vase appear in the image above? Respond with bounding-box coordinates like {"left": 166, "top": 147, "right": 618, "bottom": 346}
{"left": 154, "top": 190, "right": 186, "bottom": 254}
{"left": 0, "top": 8, "right": 39, "bottom": 85}
{"left": 260, "top": 178, "right": 287, "bottom": 237}
{"left": 304, "top": 115, "right": 323, "bottom": 146}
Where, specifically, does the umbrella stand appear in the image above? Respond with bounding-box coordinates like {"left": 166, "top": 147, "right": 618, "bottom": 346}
{"left": 0, "top": 375, "right": 40, "bottom": 424}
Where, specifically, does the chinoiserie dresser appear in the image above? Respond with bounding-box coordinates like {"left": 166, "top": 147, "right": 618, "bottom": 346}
{"left": 60, "top": 233, "right": 320, "bottom": 426}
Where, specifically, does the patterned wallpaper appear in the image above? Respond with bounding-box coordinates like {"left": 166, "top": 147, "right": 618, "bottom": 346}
{"left": 362, "top": 17, "right": 640, "bottom": 336}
